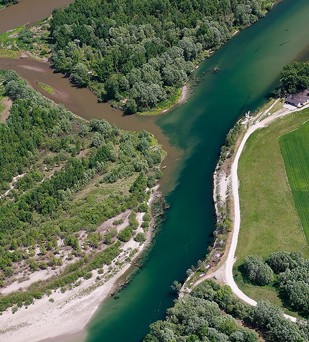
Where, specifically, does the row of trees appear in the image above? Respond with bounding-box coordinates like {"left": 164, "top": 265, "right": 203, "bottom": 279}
{"left": 241, "top": 251, "right": 309, "bottom": 316}
{"left": 145, "top": 280, "right": 309, "bottom": 341}
{"left": 50, "top": 0, "right": 276, "bottom": 112}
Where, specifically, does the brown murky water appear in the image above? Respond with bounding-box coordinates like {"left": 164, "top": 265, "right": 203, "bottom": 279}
{"left": 0, "top": 0, "right": 74, "bottom": 32}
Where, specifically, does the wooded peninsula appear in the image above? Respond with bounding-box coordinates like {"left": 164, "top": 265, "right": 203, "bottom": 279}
{"left": 49, "top": 0, "right": 277, "bottom": 113}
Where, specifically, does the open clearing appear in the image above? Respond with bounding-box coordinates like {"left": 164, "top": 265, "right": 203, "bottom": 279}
{"left": 235, "top": 108, "right": 309, "bottom": 311}
{"left": 280, "top": 119, "right": 309, "bottom": 244}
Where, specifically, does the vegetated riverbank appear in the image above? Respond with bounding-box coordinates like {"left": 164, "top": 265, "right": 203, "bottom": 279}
{"left": 140, "top": 84, "right": 189, "bottom": 116}
{"left": 0, "top": 70, "right": 166, "bottom": 341}
{"left": 0, "top": 1, "right": 18, "bottom": 10}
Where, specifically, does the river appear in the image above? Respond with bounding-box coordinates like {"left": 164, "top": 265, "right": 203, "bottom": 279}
{"left": 0, "top": 0, "right": 309, "bottom": 341}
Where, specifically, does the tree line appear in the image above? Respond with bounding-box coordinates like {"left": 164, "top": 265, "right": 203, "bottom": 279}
{"left": 145, "top": 280, "right": 309, "bottom": 341}
{"left": 49, "top": 0, "right": 277, "bottom": 113}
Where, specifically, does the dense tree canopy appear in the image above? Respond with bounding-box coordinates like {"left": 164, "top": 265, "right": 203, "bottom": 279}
{"left": 144, "top": 280, "right": 309, "bottom": 341}
{"left": 243, "top": 255, "right": 274, "bottom": 285}
{"left": 280, "top": 61, "right": 309, "bottom": 93}
{"left": 50, "top": 0, "right": 276, "bottom": 112}
{"left": 145, "top": 284, "right": 258, "bottom": 341}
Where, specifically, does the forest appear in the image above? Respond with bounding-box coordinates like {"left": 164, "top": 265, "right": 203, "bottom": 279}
{"left": 241, "top": 251, "right": 309, "bottom": 317}
{"left": 145, "top": 280, "right": 309, "bottom": 342}
{"left": 50, "top": 0, "right": 277, "bottom": 113}
{"left": 0, "top": 70, "right": 163, "bottom": 310}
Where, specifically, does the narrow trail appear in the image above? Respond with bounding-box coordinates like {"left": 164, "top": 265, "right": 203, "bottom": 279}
{"left": 184, "top": 100, "right": 309, "bottom": 322}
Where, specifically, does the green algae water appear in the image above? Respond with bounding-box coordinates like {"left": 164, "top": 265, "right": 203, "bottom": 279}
{"left": 86, "top": 1, "right": 309, "bottom": 341}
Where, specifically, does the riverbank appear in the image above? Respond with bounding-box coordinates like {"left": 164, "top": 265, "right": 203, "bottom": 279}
{"left": 138, "top": 84, "right": 189, "bottom": 116}
{"left": 0, "top": 186, "right": 163, "bottom": 342}
{"left": 181, "top": 99, "right": 309, "bottom": 322}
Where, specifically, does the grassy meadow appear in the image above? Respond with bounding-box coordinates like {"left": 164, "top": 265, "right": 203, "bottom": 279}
{"left": 234, "top": 108, "right": 309, "bottom": 311}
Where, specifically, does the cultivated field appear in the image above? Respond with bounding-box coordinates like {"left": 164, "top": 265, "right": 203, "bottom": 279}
{"left": 280, "top": 119, "right": 309, "bottom": 244}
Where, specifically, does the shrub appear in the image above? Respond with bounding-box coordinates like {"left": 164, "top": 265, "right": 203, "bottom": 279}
{"left": 134, "top": 232, "right": 146, "bottom": 243}
{"left": 267, "top": 251, "right": 304, "bottom": 273}
{"left": 84, "top": 272, "right": 92, "bottom": 280}
{"left": 117, "top": 227, "right": 133, "bottom": 242}
{"left": 243, "top": 255, "right": 274, "bottom": 286}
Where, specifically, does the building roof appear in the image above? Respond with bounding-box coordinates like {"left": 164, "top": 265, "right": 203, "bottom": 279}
{"left": 285, "top": 89, "right": 309, "bottom": 106}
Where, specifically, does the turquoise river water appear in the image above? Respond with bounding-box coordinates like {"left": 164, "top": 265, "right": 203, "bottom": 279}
{"left": 86, "top": 0, "right": 309, "bottom": 341}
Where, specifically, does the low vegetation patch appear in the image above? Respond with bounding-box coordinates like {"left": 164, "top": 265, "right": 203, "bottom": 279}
{"left": 36, "top": 81, "right": 54, "bottom": 94}
{"left": 0, "top": 20, "right": 50, "bottom": 60}
{"left": 0, "top": 48, "right": 20, "bottom": 58}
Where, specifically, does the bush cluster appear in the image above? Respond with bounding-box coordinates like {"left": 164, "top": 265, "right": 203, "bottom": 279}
{"left": 241, "top": 251, "right": 309, "bottom": 316}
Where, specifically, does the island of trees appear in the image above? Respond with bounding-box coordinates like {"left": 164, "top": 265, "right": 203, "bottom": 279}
{"left": 49, "top": 0, "right": 277, "bottom": 113}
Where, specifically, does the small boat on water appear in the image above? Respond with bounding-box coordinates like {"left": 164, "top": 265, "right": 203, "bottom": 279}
{"left": 212, "top": 67, "right": 220, "bottom": 73}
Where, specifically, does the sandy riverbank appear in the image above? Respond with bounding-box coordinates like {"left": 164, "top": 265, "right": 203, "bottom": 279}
{"left": 0, "top": 186, "right": 161, "bottom": 342}
{"left": 178, "top": 84, "right": 188, "bottom": 105}
{"left": 160, "top": 84, "right": 188, "bottom": 115}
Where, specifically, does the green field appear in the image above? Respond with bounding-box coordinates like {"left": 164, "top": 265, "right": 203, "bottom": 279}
{"left": 280, "top": 119, "right": 309, "bottom": 243}
{"left": 235, "top": 108, "right": 309, "bottom": 312}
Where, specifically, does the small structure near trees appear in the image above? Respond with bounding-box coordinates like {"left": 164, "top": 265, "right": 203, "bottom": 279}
{"left": 285, "top": 88, "right": 309, "bottom": 108}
